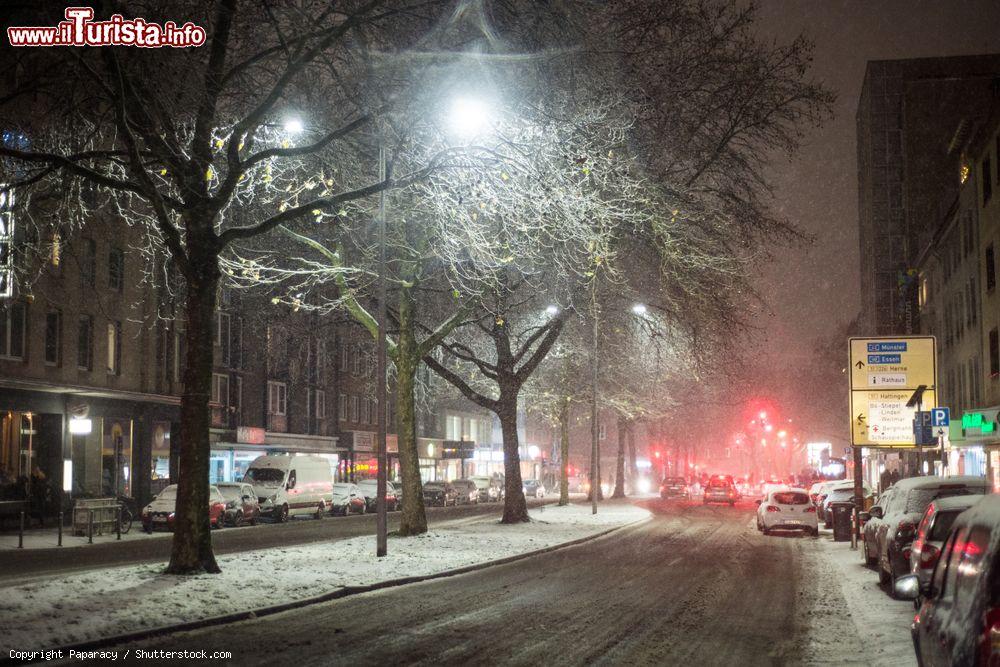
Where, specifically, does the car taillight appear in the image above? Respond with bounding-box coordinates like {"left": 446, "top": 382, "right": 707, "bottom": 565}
{"left": 766, "top": 505, "right": 781, "bottom": 512}
{"left": 918, "top": 543, "right": 940, "bottom": 570}
{"left": 897, "top": 520, "right": 916, "bottom": 543}
{"left": 804, "top": 506, "right": 816, "bottom": 513}
{"left": 978, "top": 607, "right": 1000, "bottom": 664}
{"left": 902, "top": 545, "right": 912, "bottom": 562}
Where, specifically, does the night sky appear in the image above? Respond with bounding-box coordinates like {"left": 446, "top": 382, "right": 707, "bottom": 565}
{"left": 750, "top": 0, "right": 1000, "bottom": 369}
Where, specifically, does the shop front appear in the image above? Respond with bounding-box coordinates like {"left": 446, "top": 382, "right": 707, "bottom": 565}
{"left": 209, "top": 426, "right": 342, "bottom": 484}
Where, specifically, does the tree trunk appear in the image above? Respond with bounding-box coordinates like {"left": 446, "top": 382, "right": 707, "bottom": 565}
{"left": 498, "top": 399, "right": 529, "bottom": 523}
{"left": 627, "top": 422, "right": 638, "bottom": 493}
{"left": 395, "top": 289, "right": 428, "bottom": 536}
{"left": 612, "top": 415, "right": 627, "bottom": 498}
{"left": 166, "top": 240, "right": 220, "bottom": 575}
{"left": 558, "top": 396, "right": 570, "bottom": 506}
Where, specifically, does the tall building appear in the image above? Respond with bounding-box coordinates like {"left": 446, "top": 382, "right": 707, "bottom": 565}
{"left": 856, "top": 55, "right": 1000, "bottom": 335}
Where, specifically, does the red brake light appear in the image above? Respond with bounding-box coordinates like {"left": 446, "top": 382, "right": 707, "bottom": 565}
{"left": 804, "top": 506, "right": 817, "bottom": 513}
{"left": 766, "top": 505, "right": 781, "bottom": 512}
{"left": 918, "top": 543, "right": 940, "bottom": 569}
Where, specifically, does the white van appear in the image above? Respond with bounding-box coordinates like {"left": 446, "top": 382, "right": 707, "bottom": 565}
{"left": 242, "top": 454, "right": 333, "bottom": 522}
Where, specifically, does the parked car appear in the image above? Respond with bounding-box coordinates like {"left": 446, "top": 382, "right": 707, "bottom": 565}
{"left": 703, "top": 477, "right": 738, "bottom": 506}
{"left": 452, "top": 479, "right": 480, "bottom": 505}
{"left": 756, "top": 488, "right": 818, "bottom": 536}
{"left": 862, "top": 492, "right": 890, "bottom": 566}
{"left": 813, "top": 479, "right": 849, "bottom": 513}
{"left": 331, "top": 483, "right": 366, "bottom": 515}
{"left": 908, "top": 494, "right": 984, "bottom": 597}
{"left": 471, "top": 476, "right": 503, "bottom": 502}
{"left": 356, "top": 479, "right": 400, "bottom": 512}
{"left": 423, "top": 481, "right": 459, "bottom": 507}
{"left": 523, "top": 479, "right": 546, "bottom": 498}
{"left": 216, "top": 482, "right": 260, "bottom": 526}
{"left": 141, "top": 484, "right": 227, "bottom": 532}
{"left": 821, "top": 481, "right": 871, "bottom": 528}
{"left": 862, "top": 475, "right": 988, "bottom": 590}
{"left": 243, "top": 453, "right": 334, "bottom": 522}
{"left": 390, "top": 481, "right": 405, "bottom": 510}
{"left": 808, "top": 481, "right": 827, "bottom": 506}
{"left": 894, "top": 493, "right": 1000, "bottom": 666}
{"left": 660, "top": 477, "right": 689, "bottom": 499}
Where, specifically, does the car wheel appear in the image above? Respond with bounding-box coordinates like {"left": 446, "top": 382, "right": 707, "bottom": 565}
{"left": 250, "top": 515, "right": 257, "bottom": 526}
{"left": 864, "top": 544, "right": 877, "bottom": 567}
{"left": 315, "top": 502, "right": 325, "bottom": 520}
{"left": 234, "top": 511, "right": 243, "bottom": 527}
{"left": 277, "top": 504, "right": 289, "bottom": 523}
{"left": 878, "top": 561, "right": 891, "bottom": 586}
{"left": 810, "top": 528, "right": 819, "bottom": 537}
{"left": 215, "top": 515, "right": 223, "bottom": 529}
{"left": 762, "top": 527, "right": 771, "bottom": 536}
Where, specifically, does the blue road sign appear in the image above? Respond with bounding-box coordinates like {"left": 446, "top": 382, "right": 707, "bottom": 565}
{"left": 932, "top": 408, "right": 950, "bottom": 427}
{"left": 868, "top": 354, "right": 902, "bottom": 364}
{"left": 867, "top": 342, "right": 908, "bottom": 353}
{"left": 913, "top": 415, "right": 934, "bottom": 445}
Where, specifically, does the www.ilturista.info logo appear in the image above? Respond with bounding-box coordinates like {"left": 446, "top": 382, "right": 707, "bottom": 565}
{"left": 7, "top": 7, "right": 206, "bottom": 48}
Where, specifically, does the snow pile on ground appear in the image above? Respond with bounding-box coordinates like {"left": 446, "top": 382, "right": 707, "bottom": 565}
{"left": 0, "top": 502, "right": 648, "bottom": 652}
{"left": 805, "top": 534, "right": 917, "bottom": 666}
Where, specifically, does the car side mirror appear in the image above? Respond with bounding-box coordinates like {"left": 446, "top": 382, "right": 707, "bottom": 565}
{"left": 869, "top": 506, "right": 883, "bottom": 519}
{"left": 858, "top": 512, "right": 870, "bottom": 522}
{"left": 755, "top": 499, "right": 762, "bottom": 506}
{"left": 893, "top": 574, "right": 920, "bottom": 601}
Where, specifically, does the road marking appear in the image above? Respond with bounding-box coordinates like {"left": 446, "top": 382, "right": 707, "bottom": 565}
{"left": 666, "top": 556, "right": 682, "bottom": 567}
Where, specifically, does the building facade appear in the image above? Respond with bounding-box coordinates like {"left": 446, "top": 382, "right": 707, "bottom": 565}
{"left": 856, "top": 55, "right": 1000, "bottom": 336}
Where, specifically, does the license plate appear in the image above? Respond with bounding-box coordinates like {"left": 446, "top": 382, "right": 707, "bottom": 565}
{"left": 153, "top": 516, "right": 167, "bottom": 522}
{"left": 782, "top": 519, "right": 796, "bottom": 524}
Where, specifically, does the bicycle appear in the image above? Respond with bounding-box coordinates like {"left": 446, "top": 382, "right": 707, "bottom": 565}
{"left": 116, "top": 496, "right": 136, "bottom": 534}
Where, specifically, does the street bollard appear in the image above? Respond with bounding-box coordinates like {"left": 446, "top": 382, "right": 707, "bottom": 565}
{"left": 88, "top": 509, "right": 94, "bottom": 544}
{"left": 18, "top": 511, "right": 24, "bottom": 549}
{"left": 116, "top": 506, "right": 121, "bottom": 541}
{"left": 58, "top": 511, "right": 63, "bottom": 547}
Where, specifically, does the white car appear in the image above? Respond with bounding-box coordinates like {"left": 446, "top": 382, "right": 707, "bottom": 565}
{"left": 756, "top": 487, "right": 818, "bottom": 536}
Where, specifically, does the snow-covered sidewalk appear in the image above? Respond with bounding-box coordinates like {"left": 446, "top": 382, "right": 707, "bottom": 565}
{"left": 804, "top": 531, "right": 917, "bottom": 666}
{"left": 2, "top": 502, "right": 649, "bottom": 653}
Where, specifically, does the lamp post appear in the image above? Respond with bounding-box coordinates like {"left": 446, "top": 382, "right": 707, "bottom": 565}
{"left": 374, "top": 97, "right": 491, "bottom": 556}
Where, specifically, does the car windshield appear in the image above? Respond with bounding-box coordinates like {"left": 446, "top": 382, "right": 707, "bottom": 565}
{"left": 665, "top": 478, "right": 685, "bottom": 484}
{"left": 216, "top": 486, "right": 242, "bottom": 500}
{"left": 906, "top": 486, "right": 985, "bottom": 514}
{"left": 424, "top": 483, "right": 445, "bottom": 489}
{"left": 929, "top": 510, "right": 961, "bottom": 541}
{"left": 156, "top": 486, "right": 177, "bottom": 501}
{"left": 524, "top": 480, "right": 539, "bottom": 487}
{"left": 333, "top": 484, "right": 353, "bottom": 493}
{"left": 244, "top": 468, "right": 285, "bottom": 485}
{"left": 471, "top": 478, "right": 490, "bottom": 488}
{"left": 773, "top": 492, "right": 809, "bottom": 505}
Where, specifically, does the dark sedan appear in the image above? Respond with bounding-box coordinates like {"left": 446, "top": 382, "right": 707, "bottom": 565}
{"left": 422, "top": 481, "right": 459, "bottom": 507}
{"left": 660, "top": 477, "right": 688, "bottom": 499}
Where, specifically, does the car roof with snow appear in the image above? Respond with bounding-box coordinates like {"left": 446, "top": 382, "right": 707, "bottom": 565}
{"left": 931, "top": 494, "right": 987, "bottom": 512}
{"left": 769, "top": 487, "right": 807, "bottom": 497}
{"left": 889, "top": 475, "right": 988, "bottom": 491}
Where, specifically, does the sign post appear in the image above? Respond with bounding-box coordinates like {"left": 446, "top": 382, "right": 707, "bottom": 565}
{"left": 848, "top": 336, "right": 937, "bottom": 545}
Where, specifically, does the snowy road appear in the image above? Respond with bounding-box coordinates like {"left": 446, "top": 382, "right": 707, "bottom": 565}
{"left": 102, "top": 499, "right": 917, "bottom": 666}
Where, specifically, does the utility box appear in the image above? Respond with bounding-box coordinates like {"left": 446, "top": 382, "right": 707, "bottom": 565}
{"left": 831, "top": 501, "right": 853, "bottom": 542}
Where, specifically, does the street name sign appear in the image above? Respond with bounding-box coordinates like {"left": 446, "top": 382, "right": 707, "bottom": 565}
{"left": 849, "top": 336, "right": 937, "bottom": 448}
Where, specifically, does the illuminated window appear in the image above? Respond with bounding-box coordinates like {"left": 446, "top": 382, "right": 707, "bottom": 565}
{"left": 267, "top": 381, "right": 286, "bottom": 415}
{"left": 0, "top": 301, "right": 25, "bottom": 359}
{"left": 211, "top": 373, "right": 229, "bottom": 407}
{"left": 107, "top": 320, "right": 121, "bottom": 375}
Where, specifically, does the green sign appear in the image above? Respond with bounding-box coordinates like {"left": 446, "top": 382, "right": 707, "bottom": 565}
{"left": 963, "top": 412, "right": 996, "bottom": 434}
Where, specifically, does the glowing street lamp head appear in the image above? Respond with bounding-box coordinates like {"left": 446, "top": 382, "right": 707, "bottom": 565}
{"left": 284, "top": 118, "right": 304, "bottom": 134}
{"left": 759, "top": 411, "right": 767, "bottom": 420}
{"left": 631, "top": 303, "right": 648, "bottom": 316}
{"left": 448, "top": 97, "right": 490, "bottom": 140}
{"left": 546, "top": 305, "right": 559, "bottom": 316}
{"left": 764, "top": 424, "right": 773, "bottom": 432}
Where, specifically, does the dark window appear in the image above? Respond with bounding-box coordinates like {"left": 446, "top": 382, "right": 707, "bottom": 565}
{"left": 44, "top": 310, "right": 61, "bottom": 365}
{"left": 0, "top": 301, "right": 26, "bottom": 359}
{"left": 80, "top": 238, "right": 96, "bottom": 287}
{"left": 991, "top": 328, "right": 999, "bottom": 378}
{"left": 987, "top": 245, "right": 996, "bottom": 291}
{"left": 984, "top": 156, "right": 993, "bottom": 205}
{"left": 108, "top": 247, "right": 124, "bottom": 292}
{"left": 77, "top": 315, "right": 93, "bottom": 370}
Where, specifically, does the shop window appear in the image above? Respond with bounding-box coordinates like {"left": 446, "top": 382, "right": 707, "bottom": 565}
{"left": 77, "top": 315, "right": 93, "bottom": 370}
{"left": 0, "top": 300, "right": 26, "bottom": 360}
{"left": 44, "top": 310, "right": 61, "bottom": 366}
{"left": 107, "top": 320, "right": 122, "bottom": 375}
{"left": 267, "top": 381, "right": 286, "bottom": 415}
{"left": 108, "top": 247, "right": 124, "bottom": 292}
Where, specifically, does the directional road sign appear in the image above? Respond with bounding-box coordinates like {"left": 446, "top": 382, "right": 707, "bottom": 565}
{"left": 849, "top": 337, "right": 937, "bottom": 448}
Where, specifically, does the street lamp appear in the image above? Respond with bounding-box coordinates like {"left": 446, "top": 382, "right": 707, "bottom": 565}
{"left": 374, "top": 97, "right": 493, "bottom": 556}
{"left": 546, "top": 305, "right": 559, "bottom": 316}
{"left": 283, "top": 117, "right": 304, "bottom": 134}
{"left": 631, "top": 303, "right": 647, "bottom": 316}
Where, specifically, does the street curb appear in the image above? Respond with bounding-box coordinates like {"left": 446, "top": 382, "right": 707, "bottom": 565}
{"left": 16, "top": 511, "right": 650, "bottom": 664}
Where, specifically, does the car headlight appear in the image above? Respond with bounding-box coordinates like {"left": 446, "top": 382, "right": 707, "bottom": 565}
{"left": 141, "top": 506, "right": 151, "bottom": 517}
